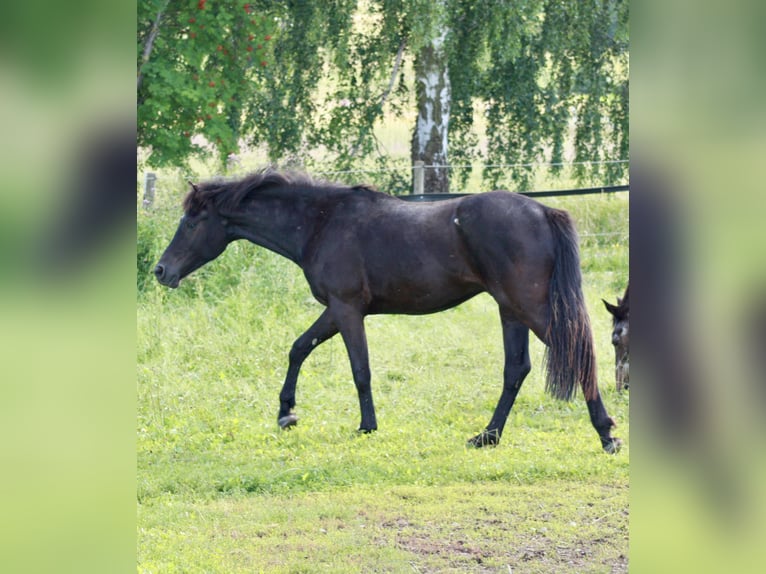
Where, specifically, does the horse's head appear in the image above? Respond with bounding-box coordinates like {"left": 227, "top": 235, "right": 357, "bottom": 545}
{"left": 604, "top": 299, "right": 629, "bottom": 348}
{"left": 154, "top": 183, "right": 231, "bottom": 288}
{"left": 603, "top": 284, "right": 630, "bottom": 391}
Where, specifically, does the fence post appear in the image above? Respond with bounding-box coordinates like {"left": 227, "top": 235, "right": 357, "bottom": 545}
{"left": 143, "top": 172, "right": 156, "bottom": 208}
{"left": 412, "top": 161, "right": 424, "bottom": 195}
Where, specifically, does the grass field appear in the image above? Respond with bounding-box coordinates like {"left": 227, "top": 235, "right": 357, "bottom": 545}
{"left": 137, "top": 182, "right": 628, "bottom": 572}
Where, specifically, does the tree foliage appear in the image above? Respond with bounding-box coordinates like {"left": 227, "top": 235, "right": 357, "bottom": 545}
{"left": 137, "top": 0, "right": 277, "bottom": 166}
{"left": 448, "top": 0, "right": 630, "bottom": 189}
{"left": 138, "top": 0, "right": 628, "bottom": 190}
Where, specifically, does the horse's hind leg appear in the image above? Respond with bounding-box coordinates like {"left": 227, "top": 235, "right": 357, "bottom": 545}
{"left": 278, "top": 308, "right": 338, "bottom": 428}
{"left": 586, "top": 391, "right": 622, "bottom": 454}
{"left": 468, "top": 314, "right": 531, "bottom": 447}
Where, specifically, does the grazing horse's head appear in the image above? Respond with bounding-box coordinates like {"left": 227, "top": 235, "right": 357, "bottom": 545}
{"left": 154, "top": 182, "right": 231, "bottom": 288}
{"left": 603, "top": 284, "right": 630, "bottom": 391}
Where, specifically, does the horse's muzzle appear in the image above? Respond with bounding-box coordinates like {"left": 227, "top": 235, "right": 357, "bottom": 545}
{"left": 154, "top": 263, "right": 179, "bottom": 288}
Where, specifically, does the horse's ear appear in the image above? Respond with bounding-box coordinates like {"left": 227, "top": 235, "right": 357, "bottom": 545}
{"left": 188, "top": 180, "right": 200, "bottom": 193}
{"left": 603, "top": 299, "right": 619, "bottom": 316}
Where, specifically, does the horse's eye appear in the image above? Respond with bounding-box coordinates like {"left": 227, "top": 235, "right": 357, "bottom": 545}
{"left": 186, "top": 220, "right": 197, "bottom": 230}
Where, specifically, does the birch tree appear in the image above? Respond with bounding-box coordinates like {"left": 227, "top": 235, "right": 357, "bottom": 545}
{"left": 412, "top": 25, "right": 451, "bottom": 193}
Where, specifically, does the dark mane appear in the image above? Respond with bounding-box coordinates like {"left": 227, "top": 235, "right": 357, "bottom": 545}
{"left": 182, "top": 168, "right": 379, "bottom": 215}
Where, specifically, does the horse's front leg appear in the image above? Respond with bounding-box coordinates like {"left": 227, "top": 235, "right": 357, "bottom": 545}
{"left": 329, "top": 298, "right": 377, "bottom": 432}
{"left": 278, "top": 308, "right": 338, "bottom": 428}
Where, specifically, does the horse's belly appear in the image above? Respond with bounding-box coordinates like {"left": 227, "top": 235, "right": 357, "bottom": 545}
{"left": 362, "top": 237, "right": 484, "bottom": 314}
{"left": 367, "top": 277, "right": 484, "bottom": 315}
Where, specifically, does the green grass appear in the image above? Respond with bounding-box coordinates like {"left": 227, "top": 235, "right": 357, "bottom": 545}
{"left": 138, "top": 482, "right": 627, "bottom": 573}
{"left": 137, "top": 185, "right": 628, "bottom": 572}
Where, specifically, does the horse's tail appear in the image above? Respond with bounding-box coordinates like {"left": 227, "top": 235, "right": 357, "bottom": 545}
{"left": 543, "top": 208, "right": 598, "bottom": 402}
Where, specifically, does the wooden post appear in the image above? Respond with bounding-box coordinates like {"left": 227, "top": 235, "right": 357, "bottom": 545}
{"left": 143, "top": 172, "right": 156, "bottom": 208}
{"left": 412, "top": 160, "right": 424, "bottom": 195}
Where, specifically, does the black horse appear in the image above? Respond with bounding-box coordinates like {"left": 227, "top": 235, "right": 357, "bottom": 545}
{"left": 155, "top": 169, "right": 621, "bottom": 453}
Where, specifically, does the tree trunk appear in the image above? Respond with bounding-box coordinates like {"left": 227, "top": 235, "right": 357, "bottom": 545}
{"left": 411, "top": 31, "right": 451, "bottom": 194}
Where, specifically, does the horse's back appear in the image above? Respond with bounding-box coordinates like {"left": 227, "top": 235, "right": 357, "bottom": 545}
{"left": 456, "top": 190, "right": 547, "bottom": 225}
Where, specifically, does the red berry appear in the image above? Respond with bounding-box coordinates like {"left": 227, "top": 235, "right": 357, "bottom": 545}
{"left": 188, "top": 17, "right": 196, "bottom": 24}
{"left": 256, "top": 44, "right": 262, "bottom": 49}
{"left": 247, "top": 46, "right": 253, "bottom": 52}
{"left": 248, "top": 34, "right": 254, "bottom": 41}
{"left": 190, "top": 32, "right": 197, "bottom": 39}
{"left": 216, "top": 45, "right": 223, "bottom": 51}
{"left": 208, "top": 81, "right": 215, "bottom": 87}
{"left": 260, "top": 60, "right": 267, "bottom": 67}
{"left": 206, "top": 114, "right": 212, "bottom": 119}
{"left": 264, "top": 35, "right": 272, "bottom": 41}
{"left": 198, "top": 0, "right": 207, "bottom": 9}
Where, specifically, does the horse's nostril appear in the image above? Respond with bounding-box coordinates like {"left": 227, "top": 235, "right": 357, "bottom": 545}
{"left": 154, "top": 264, "right": 165, "bottom": 279}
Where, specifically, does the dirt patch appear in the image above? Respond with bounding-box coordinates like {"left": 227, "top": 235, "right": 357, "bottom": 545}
{"left": 395, "top": 532, "right": 493, "bottom": 572}
{"left": 396, "top": 533, "right": 489, "bottom": 560}
{"left": 384, "top": 518, "right": 627, "bottom": 573}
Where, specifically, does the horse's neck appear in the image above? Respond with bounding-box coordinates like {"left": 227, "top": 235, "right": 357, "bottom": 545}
{"left": 230, "top": 189, "right": 317, "bottom": 263}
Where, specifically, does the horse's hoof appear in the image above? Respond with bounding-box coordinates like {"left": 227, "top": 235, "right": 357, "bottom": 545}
{"left": 603, "top": 437, "right": 623, "bottom": 454}
{"left": 467, "top": 430, "right": 500, "bottom": 448}
{"left": 278, "top": 414, "right": 298, "bottom": 429}
{"left": 357, "top": 427, "right": 376, "bottom": 434}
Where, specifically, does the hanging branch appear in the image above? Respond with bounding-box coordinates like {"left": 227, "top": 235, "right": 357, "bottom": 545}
{"left": 137, "top": 0, "right": 170, "bottom": 93}
{"left": 348, "top": 39, "right": 407, "bottom": 159}
{"left": 377, "top": 39, "right": 407, "bottom": 109}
